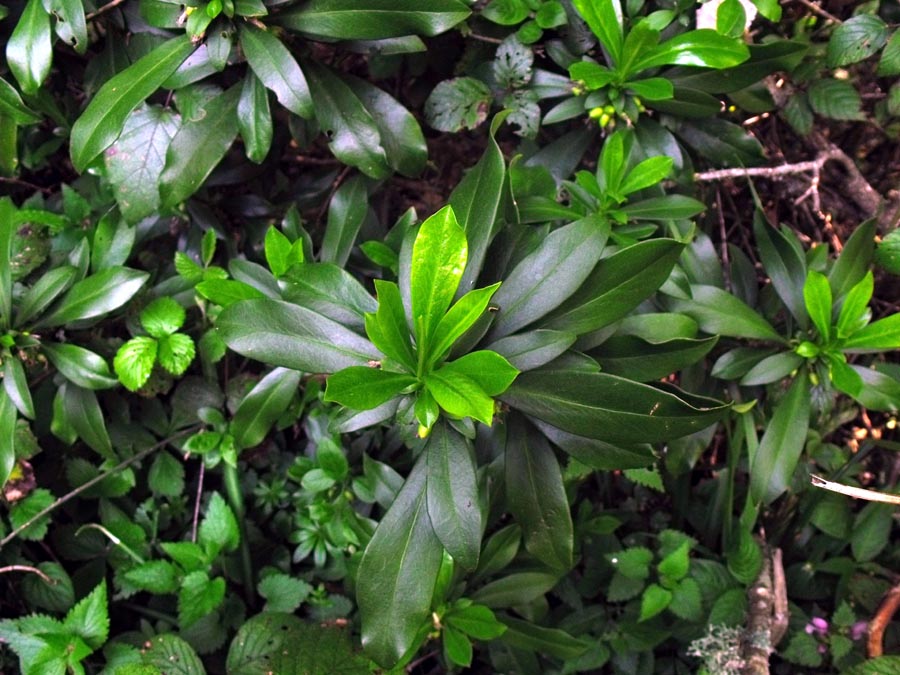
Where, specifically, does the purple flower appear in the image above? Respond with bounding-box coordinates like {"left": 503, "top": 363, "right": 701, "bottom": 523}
{"left": 805, "top": 617, "right": 829, "bottom": 635}
{"left": 850, "top": 621, "right": 868, "bottom": 641}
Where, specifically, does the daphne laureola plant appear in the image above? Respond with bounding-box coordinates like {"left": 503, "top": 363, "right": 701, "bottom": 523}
{"left": 2, "top": 0, "right": 900, "bottom": 672}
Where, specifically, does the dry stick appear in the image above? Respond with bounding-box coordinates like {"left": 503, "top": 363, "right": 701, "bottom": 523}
{"left": 810, "top": 474, "right": 900, "bottom": 505}
{"left": 85, "top": 0, "right": 127, "bottom": 21}
{"left": 0, "top": 428, "right": 196, "bottom": 552}
{"left": 0, "top": 564, "right": 54, "bottom": 584}
{"left": 191, "top": 460, "right": 205, "bottom": 543}
{"left": 869, "top": 583, "right": 900, "bottom": 658}
{"left": 742, "top": 542, "right": 787, "bottom": 675}
{"left": 793, "top": 0, "right": 843, "bottom": 24}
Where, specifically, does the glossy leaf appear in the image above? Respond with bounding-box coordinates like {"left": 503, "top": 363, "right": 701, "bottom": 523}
{"left": 345, "top": 73, "right": 427, "bottom": 177}
{"left": 486, "top": 330, "right": 576, "bottom": 372}
{"left": 470, "top": 572, "right": 560, "bottom": 608}
{"left": 593, "top": 334, "right": 718, "bottom": 382}
{"left": 159, "top": 85, "right": 241, "bottom": 208}
{"left": 410, "top": 205, "right": 467, "bottom": 351}
{"left": 42, "top": 342, "right": 118, "bottom": 390}
{"left": 232, "top": 368, "right": 301, "bottom": 449}
{"left": 240, "top": 24, "right": 312, "bottom": 119}
{"left": 750, "top": 374, "right": 810, "bottom": 504}
{"left": 843, "top": 314, "right": 900, "bottom": 353}
{"left": 450, "top": 113, "right": 507, "bottom": 297}
{"left": 837, "top": 271, "right": 874, "bottom": 339}
{"left": 498, "top": 616, "right": 591, "bottom": 660}
{"left": 3, "top": 356, "right": 33, "bottom": 419}
{"left": 426, "top": 367, "right": 495, "bottom": 426}
{"left": 64, "top": 384, "right": 114, "bottom": 459}
{"left": 669, "top": 284, "right": 782, "bottom": 341}
{"left": 218, "top": 298, "right": 380, "bottom": 373}
{"left": 506, "top": 415, "right": 573, "bottom": 572}
{"left": 0, "top": 391, "right": 13, "bottom": 487}
{"left": 546, "top": 239, "right": 683, "bottom": 335}
{"left": 489, "top": 217, "right": 607, "bottom": 339}
{"left": 830, "top": 219, "right": 875, "bottom": 302}
{"left": 6, "top": 0, "right": 52, "bottom": 96}
{"left": 104, "top": 105, "right": 180, "bottom": 223}
{"left": 366, "top": 280, "right": 416, "bottom": 369}
{"left": 740, "top": 351, "right": 803, "bottom": 386}
{"left": 320, "top": 175, "right": 369, "bottom": 267}
{"left": 439, "top": 351, "right": 518, "bottom": 397}
{"left": 15, "top": 265, "right": 77, "bottom": 326}
{"left": 196, "top": 279, "right": 266, "bottom": 307}
{"left": 852, "top": 365, "right": 900, "bottom": 412}
{"left": 302, "top": 62, "right": 390, "bottom": 178}
{"left": 325, "top": 367, "right": 416, "bottom": 410}
{"left": 572, "top": 0, "right": 623, "bottom": 63}
{"left": 276, "top": 0, "right": 470, "bottom": 40}
{"left": 35, "top": 267, "right": 149, "bottom": 328}
{"left": 827, "top": 14, "right": 889, "bottom": 67}
{"left": 754, "top": 213, "right": 807, "bottom": 327}
{"left": 357, "top": 458, "right": 443, "bottom": 668}
{"left": 502, "top": 369, "right": 728, "bottom": 444}
{"left": 282, "top": 263, "right": 377, "bottom": 333}
{"left": 70, "top": 36, "right": 195, "bottom": 172}
{"left": 0, "top": 77, "right": 41, "bottom": 125}
{"left": 237, "top": 71, "right": 273, "bottom": 164}
{"left": 426, "top": 422, "right": 481, "bottom": 570}
{"left": 803, "top": 270, "right": 832, "bottom": 342}
{"left": 114, "top": 336, "right": 157, "bottom": 391}
{"left": 635, "top": 29, "right": 749, "bottom": 71}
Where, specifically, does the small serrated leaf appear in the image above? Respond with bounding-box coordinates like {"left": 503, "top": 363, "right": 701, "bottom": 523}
{"left": 157, "top": 333, "right": 196, "bottom": 376}
{"left": 114, "top": 336, "right": 158, "bottom": 392}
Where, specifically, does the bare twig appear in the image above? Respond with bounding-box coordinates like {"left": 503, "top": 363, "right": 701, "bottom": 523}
{"left": 694, "top": 160, "right": 824, "bottom": 182}
{"left": 742, "top": 540, "right": 788, "bottom": 675}
{"left": 793, "top": 0, "right": 842, "bottom": 25}
{"left": 191, "top": 460, "right": 205, "bottom": 543}
{"left": 85, "top": 0, "right": 127, "bottom": 21}
{"left": 869, "top": 583, "right": 900, "bottom": 658}
{"left": 0, "top": 565, "right": 55, "bottom": 584}
{"left": 0, "top": 177, "right": 52, "bottom": 194}
{"left": 0, "top": 428, "right": 197, "bottom": 552}
{"left": 810, "top": 474, "right": 900, "bottom": 505}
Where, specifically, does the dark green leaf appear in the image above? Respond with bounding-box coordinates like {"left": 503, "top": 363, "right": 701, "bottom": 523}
{"left": 489, "top": 217, "right": 607, "bottom": 339}
{"left": 345, "top": 74, "right": 427, "bottom": 177}
{"left": 218, "top": 298, "right": 380, "bottom": 373}
{"left": 572, "top": 0, "right": 623, "bottom": 63}
{"left": 754, "top": 212, "right": 807, "bottom": 327}
{"left": 739, "top": 350, "right": 803, "bottom": 386}
{"left": 676, "top": 118, "right": 764, "bottom": 166}
{"left": 426, "top": 422, "right": 481, "bottom": 570}
{"left": 852, "top": 365, "right": 900, "bottom": 412}
{"left": 668, "top": 284, "right": 781, "bottom": 340}
{"left": 545, "top": 239, "right": 684, "bottom": 335}
{"left": 498, "top": 616, "right": 590, "bottom": 659}
{"left": 237, "top": 72, "right": 273, "bottom": 163}
{"left": 502, "top": 369, "right": 728, "bottom": 444}
{"left": 320, "top": 175, "right": 368, "bottom": 267}
{"left": 240, "top": 24, "right": 312, "bottom": 119}
{"left": 6, "top": 0, "right": 52, "bottom": 96}
{"left": 71, "top": 36, "right": 195, "bottom": 172}
{"left": 104, "top": 105, "right": 180, "bottom": 224}
{"left": 808, "top": 79, "right": 863, "bottom": 121}
{"left": 149, "top": 451, "right": 185, "bottom": 497}
{"left": 0, "top": 391, "right": 14, "bottom": 487}
{"left": 63, "top": 384, "right": 114, "bottom": 459}
{"left": 450, "top": 113, "right": 507, "bottom": 297}
{"left": 22, "top": 562, "right": 74, "bottom": 613}
{"left": 276, "top": 0, "right": 470, "bottom": 40}
{"left": 483, "top": 0, "right": 529, "bottom": 25}
{"left": 232, "top": 367, "right": 301, "bottom": 449}
{"left": 7, "top": 487, "right": 54, "bottom": 539}
{"left": 534, "top": 419, "right": 656, "bottom": 470}
{"left": 878, "top": 30, "right": 900, "bottom": 76}
{"left": 35, "top": 266, "right": 148, "bottom": 329}
{"left": 470, "top": 572, "right": 559, "bottom": 608}
{"left": 258, "top": 574, "right": 312, "bottom": 613}
{"left": 750, "top": 374, "right": 809, "bottom": 504}
{"left": 593, "top": 334, "right": 718, "bottom": 382}
{"left": 199, "top": 492, "right": 240, "bottom": 556}
{"left": 486, "top": 330, "right": 576, "bottom": 372}
{"left": 140, "top": 634, "right": 205, "bottom": 675}
{"left": 357, "top": 458, "right": 443, "bottom": 668}
{"left": 0, "top": 77, "right": 42, "bottom": 125}
{"left": 852, "top": 502, "right": 893, "bottom": 562}
{"left": 2, "top": 356, "right": 33, "bottom": 419}
{"left": 843, "top": 656, "right": 900, "bottom": 675}
{"left": 159, "top": 85, "right": 241, "bottom": 208}
{"left": 43, "top": 342, "right": 118, "bottom": 390}
{"left": 506, "top": 415, "right": 573, "bottom": 572}
{"left": 827, "top": 14, "right": 889, "bottom": 67}
{"left": 302, "top": 61, "right": 390, "bottom": 178}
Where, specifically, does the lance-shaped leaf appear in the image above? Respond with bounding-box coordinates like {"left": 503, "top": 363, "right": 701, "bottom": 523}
{"left": 47, "top": 0, "right": 88, "bottom": 54}
{"left": 545, "top": 239, "right": 683, "bottom": 335}
{"left": 633, "top": 29, "right": 749, "bottom": 71}
{"left": 0, "top": 77, "right": 42, "bottom": 125}
{"left": 6, "top": 0, "right": 52, "bottom": 96}
{"left": 489, "top": 217, "right": 607, "bottom": 340}
{"left": 572, "top": 0, "right": 624, "bottom": 63}
{"left": 232, "top": 368, "right": 301, "bottom": 449}
{"left": 366, "top": 280, "right": 416, "bottom": 370}
{"left": 843, "top": 314, "right": 900, "bottom": 353}
{"left": 426, "top": 422, "right": 481, "bottom": 571}
{"left": 410, "top": 205, "right": 467, "bottom": 353}
{"left": 754, "top": 212, "right": 807, "bottom": 328}
{"left": 276, "top": 0, "right": 470, "bottom": 40}
{"left": 803, "top": 270, "right": 832, "bottom": 343}
{"left": 34, "top": 267, "right": 149, "bottom": 328}
{"left": 237, "top": 71, "right": 273, "bottom": 164}
{"left": 357, "top": 457, "right": 443, "bottom": 668}
{"left": 104, "top": 105, "right": 181, "bottom": 224}
{"left": 239, "top": 24, "right": 312, "bottom": 119}
{"left": 0, "top": 391, "right": 15, "bottom": 487}
{"left": 42, "top": 342, "right": 118, "bottom": 390}
{"left": 427, "top": 283, "right": 501, "bottom": 367}
{"left": 750, "top": 374, "right": 810, "bottom": 505}
{"left": 302, "top": 61, "right": 391, "bottom": 179}
{"left": 3, "top": 356, "right": 33, "bottom": 419}
{"left": 668, "top": 284, "right": 782, "bottom": 341}
{"left": 325, "top": 367, "right": 417, "bottom": 410}
{"left": 502, "top": 369, "right": 728, "bottom": 444}
{"left": 70, "top": 36, "right": 195, "bottom": 172}
{"left": 282, "top": 263, "right": 377, "bottom": 333}
{"left": 0, "top": 200, "right": 12, "bottom": 330}
{"left": 159, "top": 85, "right": 241, "bottom": 208}
{"left": 506, "top": 415, "right": 573, "bottom": 572}
{"left": 63, "top": 385, "right": 114, "bottom": 459}
{"left": 486, "top": 330, "right": 576, "bottom": 372}
{"left": 217, "top": 298, "right": 380, "bottom": 373}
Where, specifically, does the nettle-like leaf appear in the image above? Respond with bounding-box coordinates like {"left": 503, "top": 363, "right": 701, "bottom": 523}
{"left": 141, "top": 297, "right": 186, "bottom": 338}
{"left": 113, "top": 336, "right": 158, "bottom": 392}
{"left": 158, "top": 333, "right": 196, "bottom": 376}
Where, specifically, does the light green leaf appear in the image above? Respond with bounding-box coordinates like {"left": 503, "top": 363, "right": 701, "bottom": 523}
{"left": 157, "top": 333, "right": 195, "bottom": 376}
{"left": 70, "top": 36, "right": 195, "bottom": 172}
{"left": 0, "top": 77, "right": 42, "bottom": 125}
{"left": 366, "top": 280, "right": 416, "bottom": 369}
{"left": 439, "top": 351, "right": 518, "bottom": 397}
{"left": 426, "top": 366, "right": 495, "bottom": 426}
{"left": 6, "top": 0, "right": 52, "bottom": 96}
{"left": 141, "top": 297, "right": 185, "bottom": 338}
{"left": 199, "top": 492, "right": 240, "bottom": 556}
{"left": 620, "top": 156, "right": 672, "bottom": 195}
{"left": 843, "top": 313, "right": 900, "bottom": 353}
{"left": 639, "top": 583, "right": 672, "bottom": 621}
{"left": 325, "top": 367, "right": 416, "bottom": 410}
{"left": 47, "top": 0, "right": 88, "bottom": 54}
{"left": 803, "top": 270, "right": 832, "bottom": 342}
{"left": 178, "top": 571, "right": 225, "bottom": 628}
{"left": 8, "top": 487, "right": 54, "bottom": 539}
{"left": 428, "top": 283, "right": 501, "bottom": 366}
{"left": 634, "top": 29, "right": 749, "bottom": 71}
{"left": 63, "top": 580, "right": 109, "bottom": 649}
{"left": 572, "top": 0, "right": 624, "bottom": 63}
{"left": 124, "top": 561, "right": 180, "bottom": 594}
{"left": 114, "top": 336, "right": 158, "bottom": 392}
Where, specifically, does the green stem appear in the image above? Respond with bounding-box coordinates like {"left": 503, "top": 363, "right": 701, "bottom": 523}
{"left": 0, "top": 115, "right": 17, "bottom": 176}
{"left": 223, "top": 462, "right": 254, "bottom": 607}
